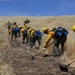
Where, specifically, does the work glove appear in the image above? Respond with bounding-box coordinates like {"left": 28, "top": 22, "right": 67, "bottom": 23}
{"left": 42, "top": 48, "right": 46, "bottom": 50}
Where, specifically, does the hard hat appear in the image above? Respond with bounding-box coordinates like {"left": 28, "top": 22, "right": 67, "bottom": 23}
{"left": 43, "top": 27, "right": 49, "bottom": 33}
{"left": 8, "top": 21, "right": 10, "bottom": 23}
{"left": 52, "top": 27, "right": 57, "bottom": 31}
{"left": 24, "top": 25, "right": 27, "bottom": 28}
{"left": 27, "top": 26, "right": 30, "bottom": 29}
{"left": 72, "top": 25, "right": 75, "bottom": 32}
{"left": 14, "top": 22, "right": 16, "bottom": 25}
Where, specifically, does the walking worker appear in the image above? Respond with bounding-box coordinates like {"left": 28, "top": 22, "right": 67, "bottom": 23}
{"left": 15, "top": 25, "right": 21, "bottom": 37}
{"left": 21, "top": 26, "right": 30, "bottom": 44}
{"left": 42, "top": 27, "right": 68, "bottom": 57}
{"left": 9, "top": 25, "right": 19, "bottom": 40}
{"left": 11, "top": 25, "right": 18, "bottom": 40}
{"left": 13, "top": 22, "right": 21, "bottom": 37}
{"left": 4, "top": 21, "right": 12, "bottom": 34}
{"left": 27, "top": 28, "right": 34, "bottom": 45}
{"left": 30, "top": 29, "right": 43, "bottom": 48}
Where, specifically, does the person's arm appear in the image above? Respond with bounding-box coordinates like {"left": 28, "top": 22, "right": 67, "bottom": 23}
{"left": 8, "top": 28, "right": 12, "bottom": 33}
{"left": 44, "top": 32, "right": 55, "bottom": 48}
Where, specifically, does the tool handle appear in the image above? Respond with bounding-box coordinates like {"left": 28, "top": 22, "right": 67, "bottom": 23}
{"left": 34, "top": 49, "right": 45, "bottom": 57}
{"left": 34, "top": 40, "right": 55, "bottom": 57}
{"left": 47, "top": 40, "right": 55, "bottom": 48}
{"left": 67, "top": 59, "right": 75, "bottom": 67}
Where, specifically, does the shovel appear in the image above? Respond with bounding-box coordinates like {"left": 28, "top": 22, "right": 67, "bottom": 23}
{"left": 58, "top": 59, "right": 75, "bottom": 72}
{"left": 31, "top": 41, "right": 55, "bottom": 60}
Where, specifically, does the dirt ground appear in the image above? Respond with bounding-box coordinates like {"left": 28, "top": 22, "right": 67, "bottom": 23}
{"left": 0, "top": 34, "right": 74, "bottom": 75}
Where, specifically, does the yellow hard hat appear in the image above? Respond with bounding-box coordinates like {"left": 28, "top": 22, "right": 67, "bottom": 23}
{"left": 27, "top": 26, "right": 30, "bottom": 29}
{"left": 14, "top": 22, "right": 16, "bottom": 25}
{"left": 24, "top": 25, "right": 27, "bottom": 27}
{"left": 43, "top": 27, "right": 49, "bottom": 33}
{"left": 72, "top": 25, "right": 75, "bottom": 32}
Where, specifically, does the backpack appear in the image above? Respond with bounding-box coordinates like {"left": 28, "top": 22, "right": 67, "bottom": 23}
{"left": 55, "top": 27, "right": 68, "bottom": 37}
{"left": 12, "top": 27, "right": 17, "bottom": 32}
{"left": 16, "top": 27, "right": 20, "bottom": 32}
{"left": 34, "top": 30, "right": 43, "bottom": 37}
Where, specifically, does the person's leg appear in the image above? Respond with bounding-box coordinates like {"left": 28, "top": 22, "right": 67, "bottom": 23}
{"left": 30, "top": 38, "right": 36, "bottom": 48}
{"left": 61, "top": 36, "right": 67, "bottom": 56}
{"left": 18, "top": 30, "right": 20, "bottom": 37}
{"left": 25, "top": 38, "right": 27, "bottom": 44}
{"left": 53, "top": 38, "right": 61, "bottom": 56}
{"left": 15, "top": 31, "right": 17, "bottom": 40}
{"left": 27, "top": 34, "right": 31, "bottom": 45}
{"left": 25, "top": 34, "right": 28, "bottom": 44}
{"left": 30, "top": 38, "right": 33, "bottom": 48}
{"left": 38, "top": 37, "right": 42, "bottom": 46}
{"left": 53, "top": 45, "right": 60, "bottom": 56}
{"left": 11, "top": 31, "right": 13, "bottom": 40}
{"left": 22, "top": 34, "right": 25, "bottom": 44}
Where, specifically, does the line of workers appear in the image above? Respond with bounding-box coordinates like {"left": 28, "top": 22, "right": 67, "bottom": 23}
{"left": 4, "top": 20, "right": 43, "bottom": 49}
{"left": 4, "top": 19, "right": 75, "bottom": 57}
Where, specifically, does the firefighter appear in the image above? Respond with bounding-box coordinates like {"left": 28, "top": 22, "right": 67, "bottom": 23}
{"left": 42, "top": 27, "right": 68, "bottom": 57}
{"left": 4, "top": 21, "right": 12, "bottom": 34}
{"left": 30, "top": 29, "right": 43, "bottom": 48}
{"left": 21, "top": 26, "right": 30, "bottom": 44}
{"left": 10, "top": 25, "right": 17, "bottom": 40}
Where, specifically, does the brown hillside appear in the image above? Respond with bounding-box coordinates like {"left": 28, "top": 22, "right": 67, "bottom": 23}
{"left": 0, "top": 16, "right": 75, "bottom": 75}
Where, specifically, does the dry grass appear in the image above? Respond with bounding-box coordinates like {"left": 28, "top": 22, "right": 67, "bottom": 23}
{"left": 0, "top": 16, "right": 75, "bottom": 72}
{"left": 1, "top": 16, "right": 75, "bottom": 55}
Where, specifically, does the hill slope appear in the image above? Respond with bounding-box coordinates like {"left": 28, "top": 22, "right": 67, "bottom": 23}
{"left": 0, "top": 16, "right": 75, "bottom": 75}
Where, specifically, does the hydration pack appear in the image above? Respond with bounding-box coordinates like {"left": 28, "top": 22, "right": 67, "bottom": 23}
{"left": 55, "top": 27, "right": 68, "bottom": 37}
{"left": 34, "top": 30, "right": 43, "bottom": 37}
{"left": 12, "top": 28, "right": 17, "bottom": 31}
{"left": 16, "top": 27, "right": 20, "bottom": 31}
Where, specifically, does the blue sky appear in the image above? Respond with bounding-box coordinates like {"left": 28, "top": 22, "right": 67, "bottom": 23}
{"left": 0, "top": 0, "right": 75, "bottom": 16}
